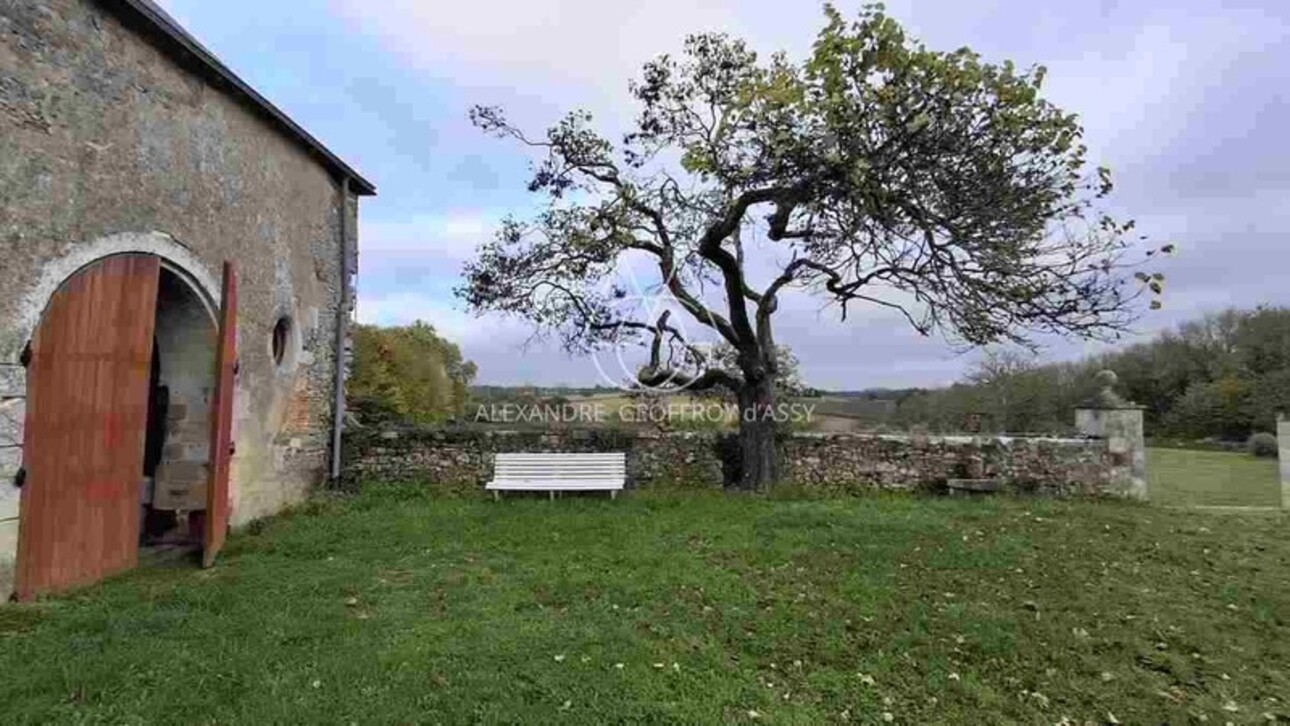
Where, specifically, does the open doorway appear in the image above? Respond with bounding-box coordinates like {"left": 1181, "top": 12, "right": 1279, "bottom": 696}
{"left": 17, "top": 254, "right": 236, "bottom": 600}
{"left": 140, "top": 267, "right": 217, "bottom": 559}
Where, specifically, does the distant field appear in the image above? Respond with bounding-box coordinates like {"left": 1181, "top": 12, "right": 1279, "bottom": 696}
{"left": 557, "top": 394, "right": 890, "bottom": 432}
{"left": 564, "top": 392, "right": 736, "bottom": 426}
{"left": 1148, "top": 447, "right": 1281, "bottom": 507}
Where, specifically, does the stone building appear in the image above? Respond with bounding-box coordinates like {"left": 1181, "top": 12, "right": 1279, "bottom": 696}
{"left": 0, "top": 0, "right": 375, "bottom": 599}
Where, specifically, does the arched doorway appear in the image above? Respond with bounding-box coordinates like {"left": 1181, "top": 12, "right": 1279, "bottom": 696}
{"left": 15, "top": 254, "right": 236, "bottom": 600}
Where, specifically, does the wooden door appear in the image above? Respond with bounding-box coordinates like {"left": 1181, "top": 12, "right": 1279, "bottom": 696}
{"left": 203, "top": 262, "right": 236, "bottom": 568}
{"left": 16, "top": 255, "right": 161, "bottom": 600}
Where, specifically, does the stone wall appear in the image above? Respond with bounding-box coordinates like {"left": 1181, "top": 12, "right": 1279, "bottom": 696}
{"left": 0, "top": 0, "right": 360, "bottom": 596}
{"left": 782, "top": 433, "right": 1114, "bottom": 495}
{"left": 344, "top": 429, "right": 726, "bottom": 492}
{"left": 343, "top": 427, "right": 1123, "bottom": 497}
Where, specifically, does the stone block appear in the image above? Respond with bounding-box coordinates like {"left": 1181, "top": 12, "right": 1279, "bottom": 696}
{"left": 0, "top": 446, "right": 19, "bottom": 520}
{"left": 166, "top": 402, "right": 188, "bottom": 422}
{"left": 154, "top": 477, "right": 208, "bottom": 511}
{"left": 1074, "top": 408, "right": 1103, "bottom": 437}
{"left": 947, "top": 478, "right": 1002, "bottom": 495}
{"left": 0, "top": 366, "right": 25, "bottom": 398}
{"left": 183, "top": 442, "right": 210, "bottom": 462}
{"left": 0, "top": 397, "right": 25, "bottom": 448}
{"left": 0, "top": 518, "right": 18, "bottom": 602}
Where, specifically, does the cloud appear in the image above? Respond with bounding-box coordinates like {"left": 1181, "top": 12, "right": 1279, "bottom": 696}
{"left": 357, "top": 290, "right": 521, "bottom": 344}
{"left": 359, "top": 211, "right": 505, "bottom": 260}
{"left": 331, "top": 0, "right": 1290, "bottom": 388}
{"left": 332, "top": 0, "right": 754, "bottom": 108}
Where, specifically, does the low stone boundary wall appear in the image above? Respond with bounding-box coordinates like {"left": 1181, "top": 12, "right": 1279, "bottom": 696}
{"left": 343, "top": 427, "right": 1125, "bottom": 497}
{"left": 783, "top": 433, "right": 1114, "bottom": 495}
{"left": 344, "top": 428, "right": 723, "bottom": 491}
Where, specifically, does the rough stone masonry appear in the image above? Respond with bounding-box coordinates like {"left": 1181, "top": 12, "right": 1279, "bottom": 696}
{"left": 343, "top": 426, "right": 1140, "bottom": 498}
{"left": 0, "top": 0, "right": 373, "bottom": 598}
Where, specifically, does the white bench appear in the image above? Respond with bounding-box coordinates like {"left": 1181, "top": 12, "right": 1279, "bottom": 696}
{"left": 486, "top": 453, "right": 626, "bottom": 500}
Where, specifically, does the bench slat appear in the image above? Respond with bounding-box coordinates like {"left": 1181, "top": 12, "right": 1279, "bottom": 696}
{"left": 488, "top": 481, "right": 624, "bottom": 490}
{"left": 492, "top": 469, "right": 624, "bottom": 474}
{"left": 494, "top": 471, "right": 624, "bottom": 476}
{"left": 497, "top": 458, "right": 625, "bottom": 463}
{"left": 496, "top": 454, "right": 624, "bottom": 459}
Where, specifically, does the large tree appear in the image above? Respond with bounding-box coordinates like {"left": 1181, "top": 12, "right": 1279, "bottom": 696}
{"left": 458, "top": 5, "right": 1164, "bottom": 490}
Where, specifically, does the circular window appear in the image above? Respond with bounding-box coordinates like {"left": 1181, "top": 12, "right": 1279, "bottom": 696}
{"left": 271, "top": 316, "right": 292, "bottom": 367}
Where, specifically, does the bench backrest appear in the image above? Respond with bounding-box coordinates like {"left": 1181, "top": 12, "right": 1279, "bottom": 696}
{"left": 494, "top": 452, "right": 627, "bottom": 481}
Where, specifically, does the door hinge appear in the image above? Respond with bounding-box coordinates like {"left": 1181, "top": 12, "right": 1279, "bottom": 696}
{"left": 13, "top": 466, "right": 25, "bottom": 489}
{"left": 19, "top": 341, "right": 32, "bottom": 368}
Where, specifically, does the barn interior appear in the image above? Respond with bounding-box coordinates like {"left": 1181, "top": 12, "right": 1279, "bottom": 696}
{"left": 140, "top": 266, "right": 216, "bottom": 551}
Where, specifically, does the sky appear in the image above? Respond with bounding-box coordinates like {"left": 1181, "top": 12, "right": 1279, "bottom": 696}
{"left": 154, "top": 0, "right": 1290, "bottom": 390}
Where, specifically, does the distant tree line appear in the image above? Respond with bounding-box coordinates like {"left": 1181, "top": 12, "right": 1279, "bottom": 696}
{"left": 348, "top": 307, "right": 1290, "bottom": 442}
{"left": 348, "top": 321, "right": 477, "bottom": 425}
{"left": 891, "top": 307, "right": 1290, "bottom": 440}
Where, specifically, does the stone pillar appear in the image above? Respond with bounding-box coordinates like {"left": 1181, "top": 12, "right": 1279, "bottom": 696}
{"left": 1278, "top": 414, "right": 1290, "bottom": 510}
{"left": 1075, "top": 371, "right": 1147, "bottom": 500}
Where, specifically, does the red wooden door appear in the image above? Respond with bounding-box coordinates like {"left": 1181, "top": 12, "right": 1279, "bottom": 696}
{"left": 16, "top": 255, "right": 161, "bottom": 600}
{"left": 203, "top": 262, "right": 236, "bottom": 568}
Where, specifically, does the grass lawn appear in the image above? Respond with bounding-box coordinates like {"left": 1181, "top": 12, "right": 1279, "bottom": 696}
{"left": 1149, "top": 447, "right": 1281, "bottom": 507}
{"left": 1, "top": 489, "right": 1287, "bottom": 724}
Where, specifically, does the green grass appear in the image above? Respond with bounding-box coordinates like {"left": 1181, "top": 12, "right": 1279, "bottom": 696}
{"left": 1149, "top": 447, "right": 1281, "bottom": 507}
{"left": 1, "top": 489, "right": 1287, "bottom": 724}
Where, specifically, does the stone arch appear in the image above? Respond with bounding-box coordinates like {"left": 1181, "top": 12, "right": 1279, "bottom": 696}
{"left": 10, "top": 231, "right": 219, "bottom": 361}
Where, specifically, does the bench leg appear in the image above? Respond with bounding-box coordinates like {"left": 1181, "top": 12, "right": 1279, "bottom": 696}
{"left": 611, "top": 490, "right": 618, "bottom": 501}
{"left": 549, "top": 491, "right": 555, "bottom": 502}
{"left": 493, "top": 490, "right": 500, "bottom": 502}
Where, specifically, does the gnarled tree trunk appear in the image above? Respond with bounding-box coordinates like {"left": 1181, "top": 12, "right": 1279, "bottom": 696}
{"left": 734, "top": 376, "right": 779, "bottom": 491}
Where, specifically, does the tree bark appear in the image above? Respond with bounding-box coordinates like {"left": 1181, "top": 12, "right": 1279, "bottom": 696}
{"left": 734, "top": 376, "right": 779, "bottom": 491}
